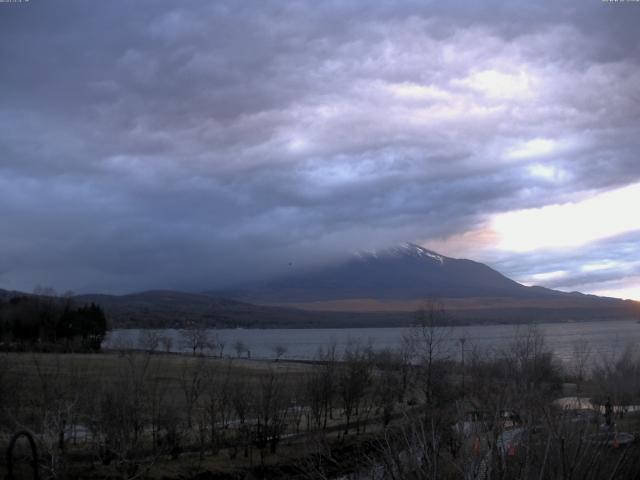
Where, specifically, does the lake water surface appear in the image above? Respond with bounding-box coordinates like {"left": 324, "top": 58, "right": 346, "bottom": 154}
{"left": 104, "top": 319, "right": 640, "bottom": 367}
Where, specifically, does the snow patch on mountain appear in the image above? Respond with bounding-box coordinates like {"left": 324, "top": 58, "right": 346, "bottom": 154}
{"left": 392, "top": 243, "right": 445, "bottom": 263}
{"left": 356, "top": 243, "right": 446, "bottom": 264}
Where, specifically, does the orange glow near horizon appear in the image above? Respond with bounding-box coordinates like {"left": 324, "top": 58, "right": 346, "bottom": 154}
{"left": 425, "top": 182, "right": 640, "bottom": 301}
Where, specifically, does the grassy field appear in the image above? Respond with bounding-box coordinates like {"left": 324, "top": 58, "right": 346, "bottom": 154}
{"left": 0, "top": 350, "right": 315, "bottom": 435}
{"left": 0, "top": 351, "right": 386, "bottom": 479}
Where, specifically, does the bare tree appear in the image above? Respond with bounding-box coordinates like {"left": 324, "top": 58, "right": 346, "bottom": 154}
{"left": 233, "top": 339, "right": 246, "bottom": 358}
{"left": 229, "top": 376, "right": 252, "bottom": 459}
{"left": 316, "top": 344, "right": 338, "bottom": 431}
{"left": 409, "top": 299, "right": 451, "bottom": 406}
{"left": 338, "top": 342, "right": 373, "bottom": 435}
{"left": 180, "top": 357, "right": 207, "bottom": 430}
{"left": 0, "top": 354, "right": 12, "bottom": 431}
{"left": 571, "top": 337, "right": 592, "bottom": 393}
{"left": 138, "top": 330, "right": 159, "bottom": 353}
{"left": 506, "top": 324, "right": 561, "bottom": 401}
{"left": 180, "top": 325, "right": 209, "bottom": 356}
{"left": 397, "top": 335, "right": 416, "bottom": 404}
{"left": 158, "top": 335, "right": 173, "bottom": 354}
{"left": 592, "top": 344, "right": 640, "bottom": 415}
{"left": 29, "top": 354, "right": 86, "bottom": 479}
{"left": 208, "top": 333, "right": 225, "bottom": 358}
{"left": 273, "top": 344, "right": 288, "bottom": 361}
{"left": 202, "top": 360, "right": 234, "bottom": 454}
{"left": 372, "top": 349, "right": 402, "bottom": 426}
{"left": 90, "top": 352, "right": 163, "bottom": 480}
{"left": 254, "top": 367, "right": 291, "bottom": 462}
{"left": 303, "top": 347, "right": 340, "bottom": 434}
{"left": 147, "top": 375, "right": 170, "bottom": 452}
{"left": 304, "top": 367, "right": 326, "bottom": 432}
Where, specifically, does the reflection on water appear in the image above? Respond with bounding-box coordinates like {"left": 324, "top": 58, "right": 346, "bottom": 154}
{"left": 104, "top": 319, "right": 640, "bottom": 367}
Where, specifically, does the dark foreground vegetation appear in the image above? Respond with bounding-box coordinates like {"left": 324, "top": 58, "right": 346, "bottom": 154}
{"left": 2, "top": 304, "right": 640, "bottom": 479}
{"left": 0, "top": 292, "right": 107, "bottom": 352}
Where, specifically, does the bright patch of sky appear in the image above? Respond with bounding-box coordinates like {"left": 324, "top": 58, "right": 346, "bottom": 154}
{"left": 491, "top": 182, "right": 640, "bottom": 252}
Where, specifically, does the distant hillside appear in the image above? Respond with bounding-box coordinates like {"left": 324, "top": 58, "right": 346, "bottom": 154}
{"left": 0, "top": 288, "right": 20, "bottom": 300}
{"left": 72, "top": 290, "right": 411, "bottom": 329}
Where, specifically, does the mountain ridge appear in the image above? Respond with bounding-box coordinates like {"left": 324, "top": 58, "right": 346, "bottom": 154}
{"left": 226, "top": 243, "right": 584, "bottom": 303}
{"left": 2, "top": 244, "right": 639, "bottom": 328}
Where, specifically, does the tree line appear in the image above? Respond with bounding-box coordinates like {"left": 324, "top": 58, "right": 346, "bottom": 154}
{"left": 0, "top": 291, "right": 107, "bottom": 352}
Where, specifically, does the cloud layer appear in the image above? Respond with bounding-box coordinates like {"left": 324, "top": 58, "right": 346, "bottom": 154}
{"left": 1, "top": 1, "right": 639, "bottom": 296}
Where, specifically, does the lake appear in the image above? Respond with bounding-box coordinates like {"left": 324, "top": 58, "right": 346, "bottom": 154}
{"left": 104, "top": 319, "right": 640, "bottom": 367}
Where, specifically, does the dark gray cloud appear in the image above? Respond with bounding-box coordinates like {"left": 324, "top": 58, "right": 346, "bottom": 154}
{"left": 1, "top": 0, "right": 640, "bottom": 294}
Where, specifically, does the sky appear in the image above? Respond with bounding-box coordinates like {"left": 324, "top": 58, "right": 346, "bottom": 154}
{"left": 1, "top": 0, "right": 640, "bottom": 298}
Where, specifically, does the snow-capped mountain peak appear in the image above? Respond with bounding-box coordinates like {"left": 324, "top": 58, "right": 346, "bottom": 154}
{"left": 387, "top": 243, "right": 446, "bottom": 263}
{"left": 356, "top": 243, "right": 447, "bottom": 264}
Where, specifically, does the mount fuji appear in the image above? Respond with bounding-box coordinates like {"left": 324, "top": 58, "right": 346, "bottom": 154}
{"left": 233, "top": 243, "right": 563, "bottom": 302}
{"left": 221, "top": 243, "right": 640, "bottom": 323}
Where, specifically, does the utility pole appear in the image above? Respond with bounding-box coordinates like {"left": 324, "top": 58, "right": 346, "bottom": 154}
{"left": 459, "top": 337, "right": 466, "bottom": 396}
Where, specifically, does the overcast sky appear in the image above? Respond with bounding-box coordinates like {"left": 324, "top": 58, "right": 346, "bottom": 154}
{"left": 1, "top": 0, "right": 640, "bottom": 298}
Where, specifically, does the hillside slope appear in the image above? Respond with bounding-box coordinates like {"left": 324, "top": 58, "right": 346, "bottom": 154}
{"left": 233, "top": 244, "right": 573, "bottom": 302}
